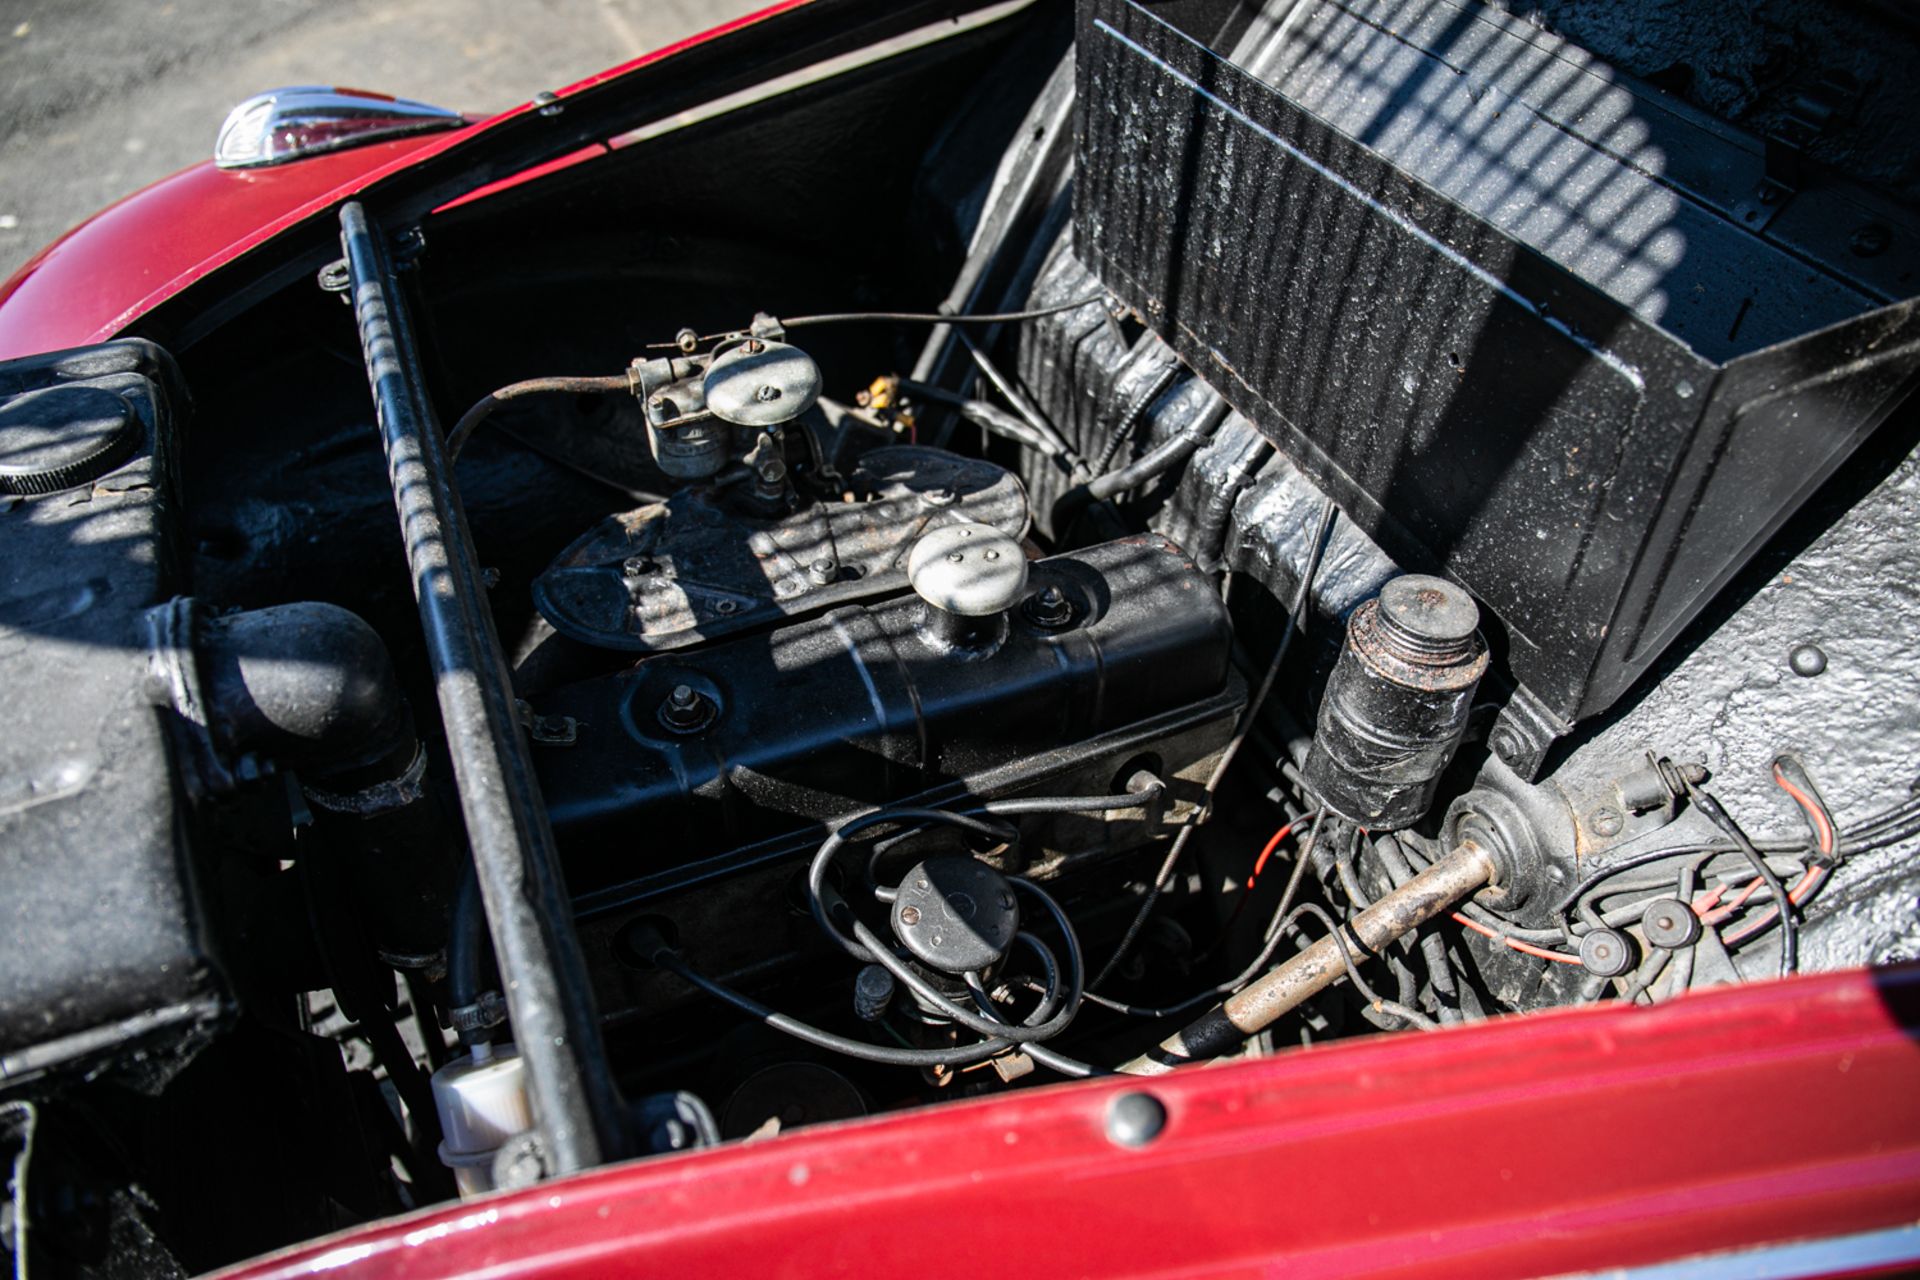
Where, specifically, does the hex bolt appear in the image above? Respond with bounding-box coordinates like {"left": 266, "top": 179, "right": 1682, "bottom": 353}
{"left": 1587, "top": 806, "right": 1625, "bottom": 838}
{"left": 808, "top": 558, "right": 837, "bottom": 586}
{"left": 1024, "top": 585, "right": 1074, "bottom": 630}
{"left": 674, "top": 327, "right": 700, "bottom": 354}
{"left": 1105, "top": 1092, "right": 1168, "bottom": 1147}
{"left": 1789, "top": 643, "right": 1828, "bottom": 677}
{"left": 658, "top": 683, "right": 716, "bottom": 733}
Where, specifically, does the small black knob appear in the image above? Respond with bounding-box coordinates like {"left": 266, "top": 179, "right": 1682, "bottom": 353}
{"left": 1579, "top": 927, "right": 1635, "bottom": 978}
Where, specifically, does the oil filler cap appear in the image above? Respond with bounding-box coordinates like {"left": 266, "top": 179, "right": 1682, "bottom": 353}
{"left": 907, "top": 522, "right": 1028, "bottom": 617}
{"left": 0, "top": 385, "right": 140, "bottom": 496}
{"left": 890, "top": 856, "right": 1019, "bottom": 975}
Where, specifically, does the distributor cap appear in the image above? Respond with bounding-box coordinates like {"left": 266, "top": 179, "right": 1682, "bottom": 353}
{"left": 889, "top": 856, "right": 1019, "bottom": 976}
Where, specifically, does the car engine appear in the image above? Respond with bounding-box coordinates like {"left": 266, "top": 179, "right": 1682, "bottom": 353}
{"left": 2, "top": 0, "right": 1918, "bottom": 1272}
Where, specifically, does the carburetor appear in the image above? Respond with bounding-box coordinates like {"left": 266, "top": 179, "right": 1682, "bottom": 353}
{"left": 630, "top": 314, "right": 821, "bottom": 488}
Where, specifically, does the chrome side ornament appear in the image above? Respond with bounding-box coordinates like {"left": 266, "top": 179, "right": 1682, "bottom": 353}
{"left": 214, "top": 86, "right": 465, "bottom": 170}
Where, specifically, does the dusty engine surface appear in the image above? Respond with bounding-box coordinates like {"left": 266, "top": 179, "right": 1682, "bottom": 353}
{"left": 2, "top": 1, "right": 1918, "bottom": 1274}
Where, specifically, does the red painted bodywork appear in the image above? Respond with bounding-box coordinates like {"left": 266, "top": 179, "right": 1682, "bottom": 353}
{"left": 10, "top": 6, "right": 1918, "bottom": 1277}
{"left": 217, "top": 966, "right": 1920, "bottom": 1279}
{"left": 0, "top": 2, "right": 809, "bottom": 362}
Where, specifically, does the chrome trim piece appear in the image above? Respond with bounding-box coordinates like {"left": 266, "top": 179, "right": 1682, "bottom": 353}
{"left": 214, "top": 86, "right": 464, "bottom": 170}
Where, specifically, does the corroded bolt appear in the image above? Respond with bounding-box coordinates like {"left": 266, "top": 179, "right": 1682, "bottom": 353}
{"left": 1025, "top": 585, "right": 1073, "bottom": 629}
{"left": 900, "top": 906, "right": 921, "bottom": 926}
{"left": 675, "top": 327, "right": 700, "bottom": 354}
{"left": 808, "top": 558, "right": 837, "bottom": 585}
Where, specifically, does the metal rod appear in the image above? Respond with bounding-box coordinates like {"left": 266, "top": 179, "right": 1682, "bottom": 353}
{"left": 1119, "top": 841, "right": 1496, "bottom": 1074}
{"left": 339, "top": 202, "right": 624, "bottom": 1173}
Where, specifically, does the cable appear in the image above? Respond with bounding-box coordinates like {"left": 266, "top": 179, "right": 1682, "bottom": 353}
{"left": 809, "top": 808, "right": 1014, "bottom": 965}
{"left": 1723, "top": 864, "right": 1829, "bottom": 948}
{"left": 779, "top": 290, "right": 1109, "bottom": 330}
{"left": 445, "top": 373, "right": 631, "bottom": 460}
{"left": 1552, "top": 791, "right": 1920, "bottom": 930}
{"left": 1091, "top": 494, "right": 1342, "bottom": 990}
{"left": 655, "top": 950, "right": 1018, "bottom": 1068}
{"left": 1450, "top": 912, "right": 1585, "bottom": 965}
{"left": 1085, "top": 813, "right": 1331, "bottom": 1020}
{"left": 1288, "top": 902, "right": 1439, "bottom": 1031}
{"left": 1247, "top": 816, "right": 1314, "bottom": 890}
{"left": 1772, "top": 754, "right": 1837, "bottom": 862}
{"left": 1686, "top": 782, "right": 1797, "bottom": 978}
{"left": 2, "top": 1100, "right": 35, "bottom": 1280}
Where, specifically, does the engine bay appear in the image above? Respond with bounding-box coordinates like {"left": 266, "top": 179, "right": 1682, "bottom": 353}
{"left": 3, "top": 0, "right": 1919, "bottom": 1272}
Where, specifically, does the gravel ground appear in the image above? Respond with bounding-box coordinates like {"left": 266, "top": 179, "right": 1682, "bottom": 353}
{"left": 0, "top": 0, "right": 763, "bottom": 279}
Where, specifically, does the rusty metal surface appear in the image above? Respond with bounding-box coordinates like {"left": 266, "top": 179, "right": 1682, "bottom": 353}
{"left": 1220, "top": 840, "right": 1494, "bottom": 1033}
{"left": 1121, "top": 840, "right": 1496, "bottom": 1073}
{"left": 531, "top": 445, "right": 1029, "bottom": 651}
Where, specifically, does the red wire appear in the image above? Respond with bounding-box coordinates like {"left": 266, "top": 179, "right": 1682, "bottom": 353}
{"left": 1246, "top": 819, "right": 1303, "bottom": 890}
{"left": 1771, "top": 761, "right": 1836, "bottom": 855}
{"left": 1723, "top": 865, "right": 1827, "bottom": 947}
{"left": 1451, "top": 912, "right": 1585, "bottom": 965}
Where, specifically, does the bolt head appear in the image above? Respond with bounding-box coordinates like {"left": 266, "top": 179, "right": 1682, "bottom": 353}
{"left": 1588, "top": 806, "right": 1625, "bottom": 838}
{"left": 899, "top": 905, "right": 921, "bottom": 926}
{"left": 674, "top": 327, "right": 700, "bottom": 354}
{"left": 1789, "top": 643, "right": 1828, "bottom": 677}
{"left": 1024, "top": 583, "right": 1075, "bottom": 629}
{"left": 1850, "top": 223, "right": 1891, "bottom": 257}
{"left": 1106, "top": 1092, "right": 1168, "bottom": 1147}
{"left": 669, "top": 684, "right": 698, "bottom": 709}
{"left": 756, "top": 384, "right": 782, "bottom": 402}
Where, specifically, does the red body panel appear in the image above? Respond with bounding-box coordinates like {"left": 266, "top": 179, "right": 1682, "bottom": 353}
{"left": 0, "top": 2, "right": 808, "bottom": 362}
{"left": 12, "top": 6, "right": 1917, "bottom": 1277}
{"left": 217, "top": 965, "right": 1920, "bottom": 1280}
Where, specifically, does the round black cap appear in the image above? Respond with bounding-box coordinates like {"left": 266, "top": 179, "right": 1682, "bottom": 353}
{"left": 0, "top": 385, "right": 140, "bottom": 496}
{"left": 890, "top": 855, "right": 1020, "bottom": 975}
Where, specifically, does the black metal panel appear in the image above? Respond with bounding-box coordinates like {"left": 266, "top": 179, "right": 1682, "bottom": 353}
{"left": 533, "top": 534, "right": 1235, "bottom": 894}
{"left": 0, "top": 340, "right": 225, "bottom": 1081}
{"left": 1073, "top": 0, "right": 1920, "bottom": 722}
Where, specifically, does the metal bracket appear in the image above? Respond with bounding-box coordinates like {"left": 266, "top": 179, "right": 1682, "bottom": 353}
{"left": 1731, "top": 72, "right": 1855, "bottom": 232}
{"left": 1488, "top": 684, "right": 1572, "bottom": 783}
